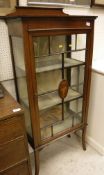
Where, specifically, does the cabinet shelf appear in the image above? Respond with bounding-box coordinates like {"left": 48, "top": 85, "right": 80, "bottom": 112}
{"left": 22, "top": 103, "right": 82, "bottom": 140}
{"left": 38, "top": 88, "right": 82, "bottom": 110}
{"left": 40, "top": 105, "right": 82, "bottom": 139}
{"left": 21, "top": 87, "right": 82, "bottom": 111}
{"left": 36, "top": 57, "right": 85, "bottom": 73}
{"left": 40, "top": 106, "right": 81, "bottom": 129}
{"left": 16, "top": 57, "right": 85, "bottom": 75}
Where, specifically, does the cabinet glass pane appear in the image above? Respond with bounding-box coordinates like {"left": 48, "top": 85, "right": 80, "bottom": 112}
{"left": 33, "top": 37, "right": 48, "bottom": 57}
{"left": 50, "top": 35, "right": 66, "bottom": 53}
{"left": 33, "top": 33, "right": 86, "bottom": 141}
{"left": 11, "top": 37, "right": 33, "bottom": 137}
{"left": 53, "top": 98, "right": 83, "bottom": 135}
{"left": 40, "top": 98, "right": 83, "bottom": 140}
{"left": 70, "top": 65, "right": 85, "bottom": 94}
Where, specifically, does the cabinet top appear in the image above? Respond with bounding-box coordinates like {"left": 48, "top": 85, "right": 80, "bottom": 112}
{"left": 3, "top": 7, "right": 97, "bottom": 20}
{"left": 0, "top": 87, "right": 23, "bottom": 121}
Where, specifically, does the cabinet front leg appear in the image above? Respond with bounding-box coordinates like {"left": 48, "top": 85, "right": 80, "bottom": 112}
{"left": 82, "top": 127, "right": 87, "bottom": 151}
{"left": 35, "top": 150, "right": 40, "bottom": 175}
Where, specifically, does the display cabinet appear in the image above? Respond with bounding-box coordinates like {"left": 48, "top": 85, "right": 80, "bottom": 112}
{"left": 6, "top": 7, "right": 97, "bottom": 175}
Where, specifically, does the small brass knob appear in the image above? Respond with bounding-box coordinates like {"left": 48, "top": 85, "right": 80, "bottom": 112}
{"left": 59, "top": 45, "right": 63, "bottom": 48}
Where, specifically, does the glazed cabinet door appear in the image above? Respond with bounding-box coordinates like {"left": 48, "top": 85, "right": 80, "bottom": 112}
{"left": 31, "top": 32, "right": 87, "bottom": 143}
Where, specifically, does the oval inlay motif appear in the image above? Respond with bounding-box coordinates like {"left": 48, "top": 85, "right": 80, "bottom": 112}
{"left": 58, "top": 80, "right": 69, "bottom": 99}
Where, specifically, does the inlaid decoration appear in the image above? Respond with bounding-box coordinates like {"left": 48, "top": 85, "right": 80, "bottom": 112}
{"left": 58, "top": 80, "right": 69, "bottom": 99}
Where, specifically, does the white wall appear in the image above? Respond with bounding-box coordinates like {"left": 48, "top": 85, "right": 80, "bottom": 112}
{"left": 87, "top": 71, "right": 104, "bottom": 155}
{"left": 63, "top": 7, "right": 104, "bottom": 62}
{"left": 0, "top": 20, "right": 13, "bottom": 81}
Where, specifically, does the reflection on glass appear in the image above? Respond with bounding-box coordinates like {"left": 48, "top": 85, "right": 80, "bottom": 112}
{"left": 50, "top": 35, "right": 66, "bottom": 53}
{"left": 36, "top": 69, "right": 61, "bottom": 95}
{"left": 33, "top": 37, "right": 48, "bottom": 57}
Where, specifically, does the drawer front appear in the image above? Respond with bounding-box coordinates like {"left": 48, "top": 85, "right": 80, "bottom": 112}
{"left": 0, "top": 115, "right": 24, "bottom": 144}
{"left": 2, "top": 162, "right": 31, "bottom": 175}
{"left": 0, "top": 137, "right": 28, "bottom": 171}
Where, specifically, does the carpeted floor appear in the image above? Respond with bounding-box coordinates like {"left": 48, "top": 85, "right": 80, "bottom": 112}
{"left": 30, "top": 134, "right": 104, "bottom": 175}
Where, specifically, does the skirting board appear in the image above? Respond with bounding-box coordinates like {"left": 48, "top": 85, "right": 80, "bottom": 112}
{"left": 77, "top": 131, "right": 104, "bottom": 155}
{"left": 86, "top": 135, "right": 104, "bottom": 156}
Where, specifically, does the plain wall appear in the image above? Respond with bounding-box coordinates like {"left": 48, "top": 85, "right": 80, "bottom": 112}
{"left": 87, "top": 71, "right": 104, "bottom": 155}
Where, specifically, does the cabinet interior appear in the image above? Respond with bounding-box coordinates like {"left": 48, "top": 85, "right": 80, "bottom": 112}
{"left": 11, "top": 33, "right": 86, "bottom": 141}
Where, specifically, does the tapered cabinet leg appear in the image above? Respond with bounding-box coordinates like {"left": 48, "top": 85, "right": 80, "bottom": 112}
{"left": 35, "top": 150, "right": 40, "bottom": 175}
{"left": 82, "top": 128, "right": 86, "bottom": 151}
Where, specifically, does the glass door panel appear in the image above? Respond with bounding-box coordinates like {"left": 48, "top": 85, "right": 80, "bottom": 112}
{"left": 53, "top": 98, "right": 83, "bottom": 135}
{"left": 36, "top": 69, "right": 61, "bottom": 95}
{"left": 50, "top": 35, "right": 66, "bottom": 54}
{"left": 40, "top": 98, "right": 83, "bottom": 139}
{"left": 33, "top": 33, "right": 86, "bottom": 141}
{"left": 33, "top": 36, "right": 49, "bottom": 57}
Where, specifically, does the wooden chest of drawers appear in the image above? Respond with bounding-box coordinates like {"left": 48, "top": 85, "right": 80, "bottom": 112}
{"left": 0, "top": 89, "right": 32, "bottom": 175}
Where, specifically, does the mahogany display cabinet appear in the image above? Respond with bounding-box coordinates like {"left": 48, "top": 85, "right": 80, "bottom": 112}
{"left": 6, "top": 7, "right": 97, "bottom": 175}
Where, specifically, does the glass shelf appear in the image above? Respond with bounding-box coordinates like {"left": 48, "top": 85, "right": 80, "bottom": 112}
{"left": 21, "top": 87, "right": 82, "bottom": 111}
{"left": 15, "top": 57, "right": 85, "bottom": 74}
{"left": 36, "top": 57, "right": 85, "bottom": 73}
{"left": 38, "top": 88, "right": 82, "bottom": 110}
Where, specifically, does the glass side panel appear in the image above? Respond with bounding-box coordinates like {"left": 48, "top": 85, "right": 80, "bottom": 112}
{"left": 71, "top": 34, "right": 86, "bottom": 50}
{"left": 70, "top": 65, "right": 85, "bottom": 94}
{"left": 11, "top": 37, "right": 33, "bottom": 138}
{"left": 33, "top": 34, "right": 86, "bottom": 141}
